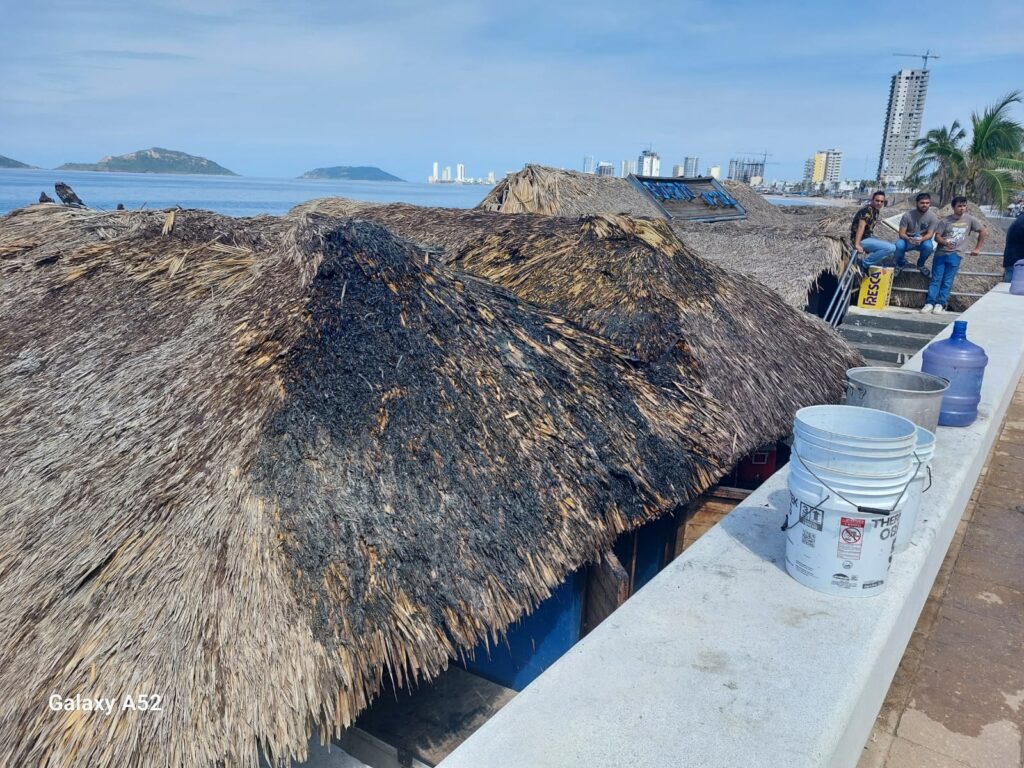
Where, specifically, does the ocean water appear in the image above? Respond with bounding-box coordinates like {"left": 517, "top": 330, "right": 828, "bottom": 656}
{"left": 0, "top": 169, "right": 490, "bottom": 217}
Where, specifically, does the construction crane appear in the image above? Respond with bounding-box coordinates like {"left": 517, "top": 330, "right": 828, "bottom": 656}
{"left": 893, "top": 50, "right": 940, "bottom": 70}
{"left": 738, "top": 151, "right": 779, "bottom": 171}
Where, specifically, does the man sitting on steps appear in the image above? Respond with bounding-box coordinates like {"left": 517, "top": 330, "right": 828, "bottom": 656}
{"left": 895, "top": 192, "right": 939, "bottom": 277}
{"left": 850, "top": 190, "right": 896, "bottom": 272}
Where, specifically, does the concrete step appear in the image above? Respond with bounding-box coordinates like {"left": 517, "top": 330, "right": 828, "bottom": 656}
{"left": 842, "top": 307, "right": 960, "bottom": 335}
{"left": 838, "top": 325, "right": 935, "bottom": 353}
{"left": 849, "top": 342, "right": 916, "bottom": 366}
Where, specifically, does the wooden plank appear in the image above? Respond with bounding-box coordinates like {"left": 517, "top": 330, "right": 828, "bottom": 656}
{"left": 707, "top": 486, "right": 753, "bottom": 501}
{"left": 353, "top": 667, "right": 516, "bottom": 766}
{"left": 581, "top": 550, "right": 629, "bottom": 636}
{"left": 676, "top": 484, "right": 749, "bottom": 553}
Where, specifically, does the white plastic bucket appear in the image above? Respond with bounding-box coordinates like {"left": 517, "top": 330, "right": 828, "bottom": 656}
{"left": 793, "top": 432, "right": 914, "bottom": 476}
{"left": 786, "top": 457, "right": 912, "bottom": 597}
{"left": 894, "top": 427, "right": 936, "bottom": 552}
{"left": 793, "top": 405, "right": 916, "bottom": 477}
{"left": 795, "top": 404, "right": 918, "bottom": 448}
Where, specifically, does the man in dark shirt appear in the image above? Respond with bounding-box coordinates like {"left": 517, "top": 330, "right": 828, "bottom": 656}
{"left": 850, "top": 191, "right": 896, "bottom": 269}
{"left": 1003, "top": 212, "right": 1024, "bottom": 282}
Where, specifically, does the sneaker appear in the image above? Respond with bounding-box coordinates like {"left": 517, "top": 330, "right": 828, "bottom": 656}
{"left": 933, "top": 305, "right": 945, "bottom": 314}
{"left": 920, "top": 304, "right": 934, "bottom": 313}
{"left": 918, "top": 265, "right": 930, "bottom": 278}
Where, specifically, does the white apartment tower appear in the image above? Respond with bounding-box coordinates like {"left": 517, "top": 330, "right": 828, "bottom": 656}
{"left": 877, "top": 69, "right": 929, "bottom": 184}
{"left": 620, "top": 159, "right": 637, "bottom": 177}
{"left": 456, "top": 163, "right": 466, "bottom": 182}
{"left": 431, "top": 161, "right": 439, "bottom": 182}
{"left": 683, "top": 156, "right": 700, "bottom": 177}
{"left": 638, "top": 149, "right": 660, "bottom": 176}
{"left": 823, "top": 149, "right": 842, "bottom": 184}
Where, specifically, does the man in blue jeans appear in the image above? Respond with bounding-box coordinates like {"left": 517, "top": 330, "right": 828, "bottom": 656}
{"left": 922, "top": 196, "right": 987, "bottom": 314}
{"left": 895, "top": 192, "right": 939, "bottom": 276}
{"left": 850, "top": 190, "right": 896, "bottom": 270}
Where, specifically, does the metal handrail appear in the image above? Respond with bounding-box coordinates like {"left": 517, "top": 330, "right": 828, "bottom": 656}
{"left": 822, "top": 257, "right": 858, "bottom": 328}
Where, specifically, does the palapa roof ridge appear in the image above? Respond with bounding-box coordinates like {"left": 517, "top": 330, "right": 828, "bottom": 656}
{"left": 0, "top": 204, "right": 724, "bottom": 767}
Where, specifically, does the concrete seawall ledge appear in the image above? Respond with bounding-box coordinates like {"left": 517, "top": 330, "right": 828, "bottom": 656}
{"left": 439, "top": 285, "right": 1024, "bottom": 768}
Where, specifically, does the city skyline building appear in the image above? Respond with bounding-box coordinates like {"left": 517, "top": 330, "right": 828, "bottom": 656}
{"left": 430, "top": 161, "right": 439, "bottom": 183}
{"left": 442, "top": 166, "right": 451, "bottom": 182}
{"left": 596, "top": 161, "right": 615, "bottom": 177}
{"left": 583, "top": 156, "right": 595, "bottom": 174}
{"left": 672, "top": 164, "right": 686, "bottom": 177}
{"left": 727, "top": 158, "right": 765, "bottom": 183}
{"left": 684, "top": 156, "right": 700, "bottom": 177}
{"left": 638, "top": 149, "right": 660, "bottom": 176}
{"left": 456, "top": 163, "right": 466, "bottom": 182}
{"left": 803, "top": 149, "right": 842, "bottom": 184}
{"left": 877, "top": 68, "right": 929, "bottom": 184}
{"left": 620, "top": 159, "right": 636, "bottom": 177}
{"left": 707, "top": 165, "right": 721, "bottom": 180}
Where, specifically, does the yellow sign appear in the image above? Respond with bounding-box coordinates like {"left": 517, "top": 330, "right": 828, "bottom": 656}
{"left": 857, "top": 266, "right": 894, "bottom": 311}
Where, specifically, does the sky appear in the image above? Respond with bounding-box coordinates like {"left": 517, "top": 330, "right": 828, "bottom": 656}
{"left": 2, "top": 0, "right": 1022, "bottom": 182}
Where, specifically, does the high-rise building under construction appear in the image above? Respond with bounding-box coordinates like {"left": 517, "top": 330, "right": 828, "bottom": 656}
{"left": 877, "top": 69, "right": 929, "bottom": 184}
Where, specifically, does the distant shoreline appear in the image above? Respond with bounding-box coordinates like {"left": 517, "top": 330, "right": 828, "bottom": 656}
{"left": 764, "top": 195, "right": 849, "bottom": 208}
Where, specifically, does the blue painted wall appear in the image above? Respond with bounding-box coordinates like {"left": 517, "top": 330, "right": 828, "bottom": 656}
{"left": 463, "top": 568, "right": 585, "bottom": 691}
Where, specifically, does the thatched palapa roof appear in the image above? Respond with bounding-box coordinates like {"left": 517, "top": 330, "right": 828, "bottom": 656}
{"left": 0, "top": 203, "right": 734, "bottom": 767}
{"left": 479, "top": 165, "right": 848, "bottom": 308}
{"left": 294, "top": 199, "right": 864, "bottom": 465}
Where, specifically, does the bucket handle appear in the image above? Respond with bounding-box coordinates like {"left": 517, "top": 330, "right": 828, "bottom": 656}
{"left": 922, "top": 465, "right": 933, "bottom": 494}
{"left": 791, "top": 448, "right": 923, "bottom": 516}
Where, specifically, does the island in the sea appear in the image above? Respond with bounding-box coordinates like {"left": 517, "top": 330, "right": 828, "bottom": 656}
{"left": 57, "top": 148, "right": 237, "bottom": 176}
{"left": 299, "top": 166, "right": 404, "bottom": 182}
{"left": 0, "top": 154, "right": 35, "bottom": 169}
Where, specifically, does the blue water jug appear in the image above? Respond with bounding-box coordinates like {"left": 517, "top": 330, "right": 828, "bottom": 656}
{"left": 1011, "top": 259, "right": 1024, "bottom": 295}
{"left": 922, "top": 320, "right": 988, "bottom": 427}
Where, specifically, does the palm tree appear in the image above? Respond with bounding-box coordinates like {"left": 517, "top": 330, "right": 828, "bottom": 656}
{"left": 909, "top": 123, "right": 966, "bottom": 205}
{"left": 963, "top": 91, "right": 1024, "bottom": 207}
{"left": 910, "top": 91, "right": 1024, "bottom": 208}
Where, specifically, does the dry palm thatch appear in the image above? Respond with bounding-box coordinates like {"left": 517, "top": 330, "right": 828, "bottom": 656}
{"left": 477, "top": 166, "right": 848, "bottom": 309}
{"left": 0, "top": 203, "right": 732, "bottom": 768}
{"left": 294, "top": 199, "right": 864, "bottom": 465}
{"left": 816, "top": 200, "right": 1006, "bottom": 311}
{"left": 480, "top": 164, "right": 664, "bottom": 218}
{"left": 677, "top": 219, "right": 847, "bottom": 308}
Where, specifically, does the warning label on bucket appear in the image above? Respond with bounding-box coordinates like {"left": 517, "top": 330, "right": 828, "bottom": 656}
{"left": 837, "top": 517, "right": 865, "bottom": 559}
{"left": 797, "top": 500, "right": 823, "bottom": 531}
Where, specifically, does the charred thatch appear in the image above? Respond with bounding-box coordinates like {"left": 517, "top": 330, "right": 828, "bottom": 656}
{"left": 477, "top": 165, "right": 849, "bottom": 309}
{"left": 294, "top": 199, "right": 864, "bottom": 464}
{"left": 0, "top": 204, "right": 726, "bottom": 768}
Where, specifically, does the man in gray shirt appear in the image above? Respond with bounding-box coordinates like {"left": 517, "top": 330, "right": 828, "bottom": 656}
{"left": 895, "top": 192, "right": 940, "bottom": 276}
{"left": 921, "top": 196, "right": 987, "bottom": 314}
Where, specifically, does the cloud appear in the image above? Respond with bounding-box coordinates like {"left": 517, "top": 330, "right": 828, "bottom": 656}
{"left": 76, "top": 49, "right": 199, "bottom": 62}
